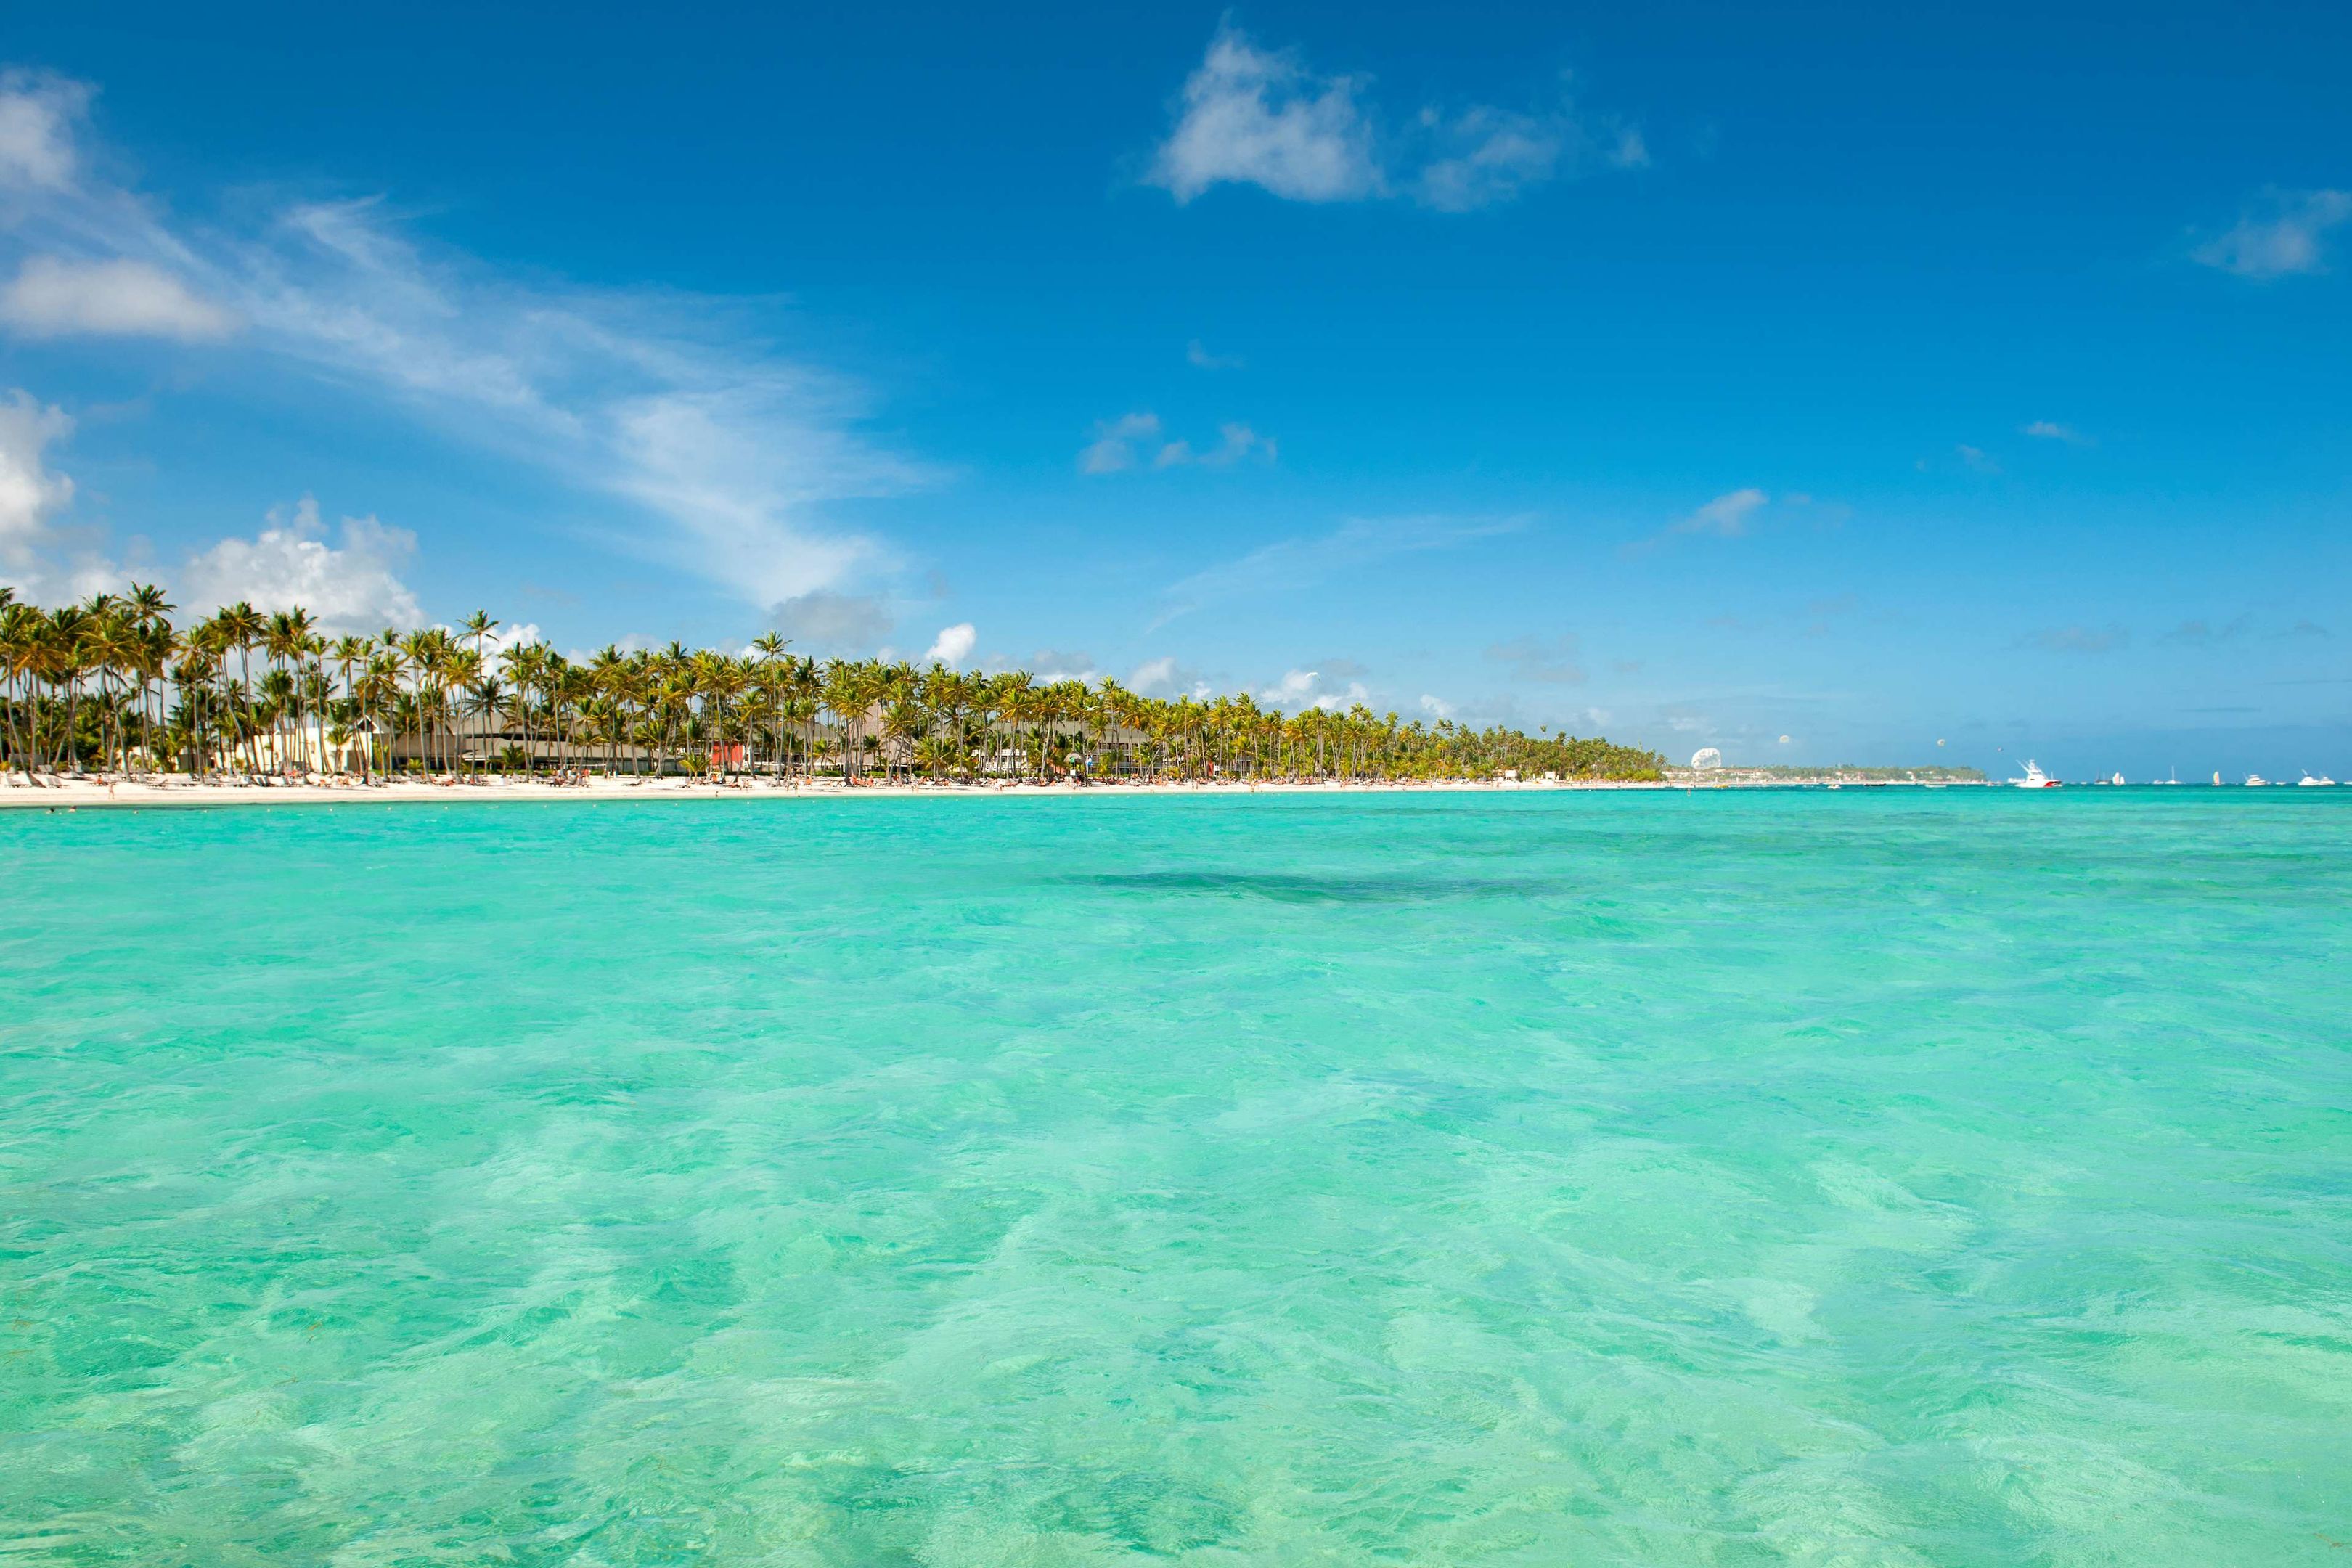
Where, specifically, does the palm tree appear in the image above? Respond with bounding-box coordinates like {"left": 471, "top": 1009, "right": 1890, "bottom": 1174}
{"left": 0, "top": 588, "right": 1671, "bottom": 788}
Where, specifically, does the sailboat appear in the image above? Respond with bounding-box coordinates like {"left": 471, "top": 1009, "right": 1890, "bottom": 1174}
{"left": 2213, "top": 771, "right": 2223, "bottom": 786}
{"left": 2009, "top": 760, "right": 2059, "bottom": 788}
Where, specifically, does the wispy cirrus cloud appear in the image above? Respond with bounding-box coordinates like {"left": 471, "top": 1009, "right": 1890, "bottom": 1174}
{"left": 1674, "top": 487, "right": 1769, "bottom": 536}
{"left": 2022, "top": 420, "right": 2093, "bottom": 446}
{"left": 2192, "top": 189, "right": 2352, "bottom": 279}
{"left": 0, "top": 67, "right": 927, "bottom": 611}
{"left": 1156, "top": 513, "right": 1522, "bottom": 626}
{"left": 1622, "top": 486, "right": 1782, "bottom": 558}
{"left": 1145, "top": 23, "right": 1643, "bottom": 212}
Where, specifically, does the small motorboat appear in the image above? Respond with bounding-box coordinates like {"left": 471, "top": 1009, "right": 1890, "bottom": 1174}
{"left": 2009, "top": 761, "right": 2060, "bottom": 788}
{"left": 2300, "top": 772, "right": 2336, "bottom": 787}
{"left": 2245, "top": 773, "right": 2269, "bottom": 787}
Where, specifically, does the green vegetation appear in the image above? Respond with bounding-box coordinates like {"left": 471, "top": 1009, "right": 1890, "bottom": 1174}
{"left": 0, "top": 587, "right": 1665, "bottom": 785}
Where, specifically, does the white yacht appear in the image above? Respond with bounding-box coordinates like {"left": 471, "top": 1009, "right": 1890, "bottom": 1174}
{"left": 2300, "top": 772, "right": 2336, "bottom": 787}
{"left": 2009, "top": 760, "right": 2059, "bottom": 788}
{"left": 2245, "top": 773, "right": 2269, "bottom": 787}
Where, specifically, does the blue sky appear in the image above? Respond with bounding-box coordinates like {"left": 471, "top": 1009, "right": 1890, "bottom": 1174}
{"left": 1, "top": 1, "right": 2345, "bottom": 775}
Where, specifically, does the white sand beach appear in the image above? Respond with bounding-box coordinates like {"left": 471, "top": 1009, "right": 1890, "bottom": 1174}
{"left": 0, "top": 774, "right": 1683, "bottom": 809}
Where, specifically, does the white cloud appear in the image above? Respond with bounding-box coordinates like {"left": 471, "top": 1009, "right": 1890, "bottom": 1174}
{"left": 0, "top": 388, "right": 118, "bottom": 603}
{"left": 1672, "top": 487, "right": 1769, "bottom": 537}
{"left": 1025, "top": 648, "right": 1101, "bottom": 682}
{"left": 769, "top": 589, "right": 893, "bottom": 653}
{"left": 1146, "top": 25, "right": 1643, "bottom": 212}
{"left": 0, "top": 71, "right": 85, "bottom": 191}
{"left": 0, "top": 255, "right": 237, "bottom": 340}
{"left": 1956, "top": 444, "right": 2001, "bottom": 475}
{"left": 2193, "top": 189, "right": 2352, "bottom": 279}
{"left": 1127, "top": 655, "right": 1179, "bottom": 695}
{"left": 1086, "top": 412, "right": 1275, "bottom": 473}
{"left": 1153, "top": 421, "right": 1276, "bottom": 469}
{"left": 1079, "top": 411, "right": 1161, "bottom": 474}
{"left": 1158, "top": 513, "right": 1522, "bottom": 625}
{"left": 1187, "top": 339, "right": 1244, "bottom": 370}
{"left": 1125, "top": 655, "right": 1211, "bottom": 699}
{"left": 0, "top": 73, "right": 923, "bottom": 610}
{"left": 560, "top": 632, "right": 656, "bottom": 663}
{"left": 1148, "top": 25, "right": 1382, "bottom": 204}
{"left": 923, "top": 621, "right": 976, "bottom": 665}
{"left": 1262, "top": 668, "right": 1319, "bottom": 703}
{"left": 176, "top": 495, "right": 424, "bottom": 632}
{"left": 0, "top": 388, "right": 73, "bottom": 553}
{"left": 474, "top": 620, "right": 545, "bottom": 661}
{"left": 602, "top": 386, "right": 889, "bottom": 605}
{"left": 1248, "top": 666, "right": 1370, "bottom": 712}
{"left": 1418, "top": 693, "right": 1455, "bottom": 720}
{"left": 2022, "top": 420, "right": 2092, "bottom": 446}
{"left": 1415, "top": 106, "right": 1567, "bottom": 213}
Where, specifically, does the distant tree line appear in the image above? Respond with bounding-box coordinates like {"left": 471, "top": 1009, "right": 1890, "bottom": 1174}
{"left": 1, "top": 587, "right": 1666, "bottom": 785}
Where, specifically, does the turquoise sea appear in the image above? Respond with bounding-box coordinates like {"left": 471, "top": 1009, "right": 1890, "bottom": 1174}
{"left": 4, "top": 791, "right": 2348, "bottom": 1565}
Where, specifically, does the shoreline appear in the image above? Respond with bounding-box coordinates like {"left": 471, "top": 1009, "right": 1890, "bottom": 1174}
{"left": 0, "top": 774, "right": 2025, "bottom": 809}
{"left": 1, "top": 775, "right": 1691, "bottom": 808}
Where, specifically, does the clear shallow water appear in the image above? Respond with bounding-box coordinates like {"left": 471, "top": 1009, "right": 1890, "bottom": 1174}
{"left": 3, "top": 791, "right": 2348, "bottom": 1567}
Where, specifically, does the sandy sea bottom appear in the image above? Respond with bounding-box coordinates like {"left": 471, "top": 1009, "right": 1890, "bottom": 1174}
{"left": 3, "top": 792, "right": 2348, "bottom": 1565}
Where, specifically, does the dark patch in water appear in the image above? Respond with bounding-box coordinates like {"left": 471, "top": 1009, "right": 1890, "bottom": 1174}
{"left": 1076, "top": 869, "right": 1544, "bottom": 904}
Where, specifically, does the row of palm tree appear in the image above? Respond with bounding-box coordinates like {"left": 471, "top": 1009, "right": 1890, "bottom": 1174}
{"left": 0, "top": 587, "right": 1665, "bottom": 785}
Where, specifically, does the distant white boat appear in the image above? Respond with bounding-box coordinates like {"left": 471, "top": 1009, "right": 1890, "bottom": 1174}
{"left": 2300, "top": 772, "right": 2336, "bottom": 786}
{"left": 2009, "top": 760, "right": 2059, "bottom": 789}
{"left": 2213, "top": 772, "right": 2223, "bottom": 786}
{"left": 2112, "top": 772, "right": 2126, "bottom": 785}
{"left": 2245, "top": 773, "right": 2269, "bottom": 787}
